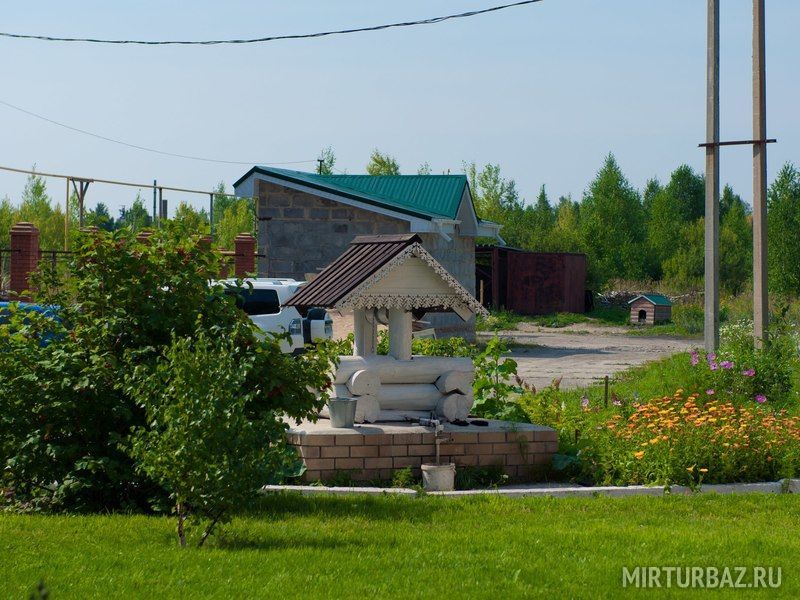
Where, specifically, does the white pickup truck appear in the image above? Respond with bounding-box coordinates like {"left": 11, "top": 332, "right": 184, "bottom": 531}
{"left": 219, "top": 278, "right": 333, "bottom": 354}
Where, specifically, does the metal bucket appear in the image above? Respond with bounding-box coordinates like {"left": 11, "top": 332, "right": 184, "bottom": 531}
{"left": 421, "top": 463, "right": 456, "bottom": 492}
{"left": 327, "top": 397, "right": 358, "bottom": 428}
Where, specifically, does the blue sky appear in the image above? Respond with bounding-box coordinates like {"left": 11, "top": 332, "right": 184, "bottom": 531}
{"left": 0, "top": 0, "right": 797, "bottom": 216}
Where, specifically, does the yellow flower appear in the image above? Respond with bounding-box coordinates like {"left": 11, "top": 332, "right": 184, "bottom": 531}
{"left": 699, "top": 468, "right": 708, "bottom": 473}
{"left": 634, "top": 451, "right": 645, "bottom": 460}
{"left": 686, "top": 466, "right": 695, "bottom": 473}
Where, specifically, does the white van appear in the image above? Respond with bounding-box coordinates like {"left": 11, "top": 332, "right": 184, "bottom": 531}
{"left": 219, "top": 278, "right": 332, "bottom": 354}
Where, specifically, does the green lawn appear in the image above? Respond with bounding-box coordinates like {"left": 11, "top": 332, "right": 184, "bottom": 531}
{"left": 2, "top": 493, "right": 798, "bottom": 598}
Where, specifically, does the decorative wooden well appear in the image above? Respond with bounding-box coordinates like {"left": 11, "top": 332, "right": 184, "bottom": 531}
{"left": 285, "top": 234, "right": 488, "bottom": 423}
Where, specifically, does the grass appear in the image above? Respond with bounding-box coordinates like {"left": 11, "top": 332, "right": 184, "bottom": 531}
{"left": 477, "top": 307, "right": 629, "bottom": 332}
{"left": 3, "top": 493, "right": 799, "bottom": 598}
{"left": 478, "top": 305, "right": 708, "bottom": 339}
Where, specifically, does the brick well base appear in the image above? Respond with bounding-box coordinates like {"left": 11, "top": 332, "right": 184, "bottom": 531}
{"left": 287, "top": 420, "right": 558, "bottom": 483}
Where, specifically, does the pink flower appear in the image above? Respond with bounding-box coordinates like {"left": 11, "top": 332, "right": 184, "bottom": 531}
{"left": 612, "top": 399, "right": 622, "bottom": 407}
{"left": 755, "top": 394, "right": 767, "bottom": 404}
{"left": 581, "top": 396, "right": 590, "bottom": 410}
{"left": 707, "top": 352, "right": 717, "bottom": 363}
{"left": 709, "top": 362, "right": 718, "bottom": 371}
{"left": 706, "top": 389, "right": 715, "bottom": 395}
{"left": 690, "top": 351, "right": 699, "bottom": 366}
{"left": 721, "top": 361, "right": 734, "bottom": 370}
{"left": 743, "top": 369, "right": 755, "bottom": 377}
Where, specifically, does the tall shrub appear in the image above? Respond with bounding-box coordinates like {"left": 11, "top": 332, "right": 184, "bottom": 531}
{"left": 0, "top": 228, "right": 332, "bottom": 512}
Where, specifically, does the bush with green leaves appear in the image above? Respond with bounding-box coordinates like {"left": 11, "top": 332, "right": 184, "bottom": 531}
{"left": 0, "top": 226, "right": 333, "bottom": 517}
{"left": 471, "top": 337, "right": 527, "bottom": 421}
{"left": 125, "top": 328, "right": 325, "bottom": 546}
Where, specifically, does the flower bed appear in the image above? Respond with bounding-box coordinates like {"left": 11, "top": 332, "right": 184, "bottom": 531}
{"left": 581, "top": 391, "right": 800, "bottom": 487}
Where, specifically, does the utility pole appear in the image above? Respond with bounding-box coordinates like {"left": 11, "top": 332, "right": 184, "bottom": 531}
{"left": 152, "top": 180, "right": 158, "bottom": 225}
{"left": 752, "top": 0, "right": 768, "bottom": 347}
{"left": 704, "top": 0, "right": 720, "bottom": 352}
{"left": 317, "top": 158, "right": 324, "bottom": 174}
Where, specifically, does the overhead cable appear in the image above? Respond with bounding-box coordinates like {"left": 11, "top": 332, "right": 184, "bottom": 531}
{"left": 0, "top": 99, "right": 315, "bottom": 166}
{"left": 0, "top": 1, "right": 542, "bottom": 46}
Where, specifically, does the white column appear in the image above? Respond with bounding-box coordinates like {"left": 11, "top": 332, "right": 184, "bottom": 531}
{"left": 353, "top": 309, "right": 376, "bottom": 356}
{"left": 388, "top": 309, "right": 412, "bottom": 361}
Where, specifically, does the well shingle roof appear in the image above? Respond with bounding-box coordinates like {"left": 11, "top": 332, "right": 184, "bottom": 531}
{"left": 285, "top": 234, "right": 421, "bottom": 310}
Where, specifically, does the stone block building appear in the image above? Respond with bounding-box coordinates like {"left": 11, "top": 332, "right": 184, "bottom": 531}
{"left": 233, "top": 167, "right": 502, "bottom": 336}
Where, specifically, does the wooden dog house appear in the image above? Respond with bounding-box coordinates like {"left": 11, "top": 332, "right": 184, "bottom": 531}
{"left": 628, "top": 294, "right": 673, "bottom": 325}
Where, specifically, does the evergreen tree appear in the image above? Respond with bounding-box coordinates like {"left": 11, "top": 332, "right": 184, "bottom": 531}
{"left": 86, "top": 203, "right": 115, "bottom": 232}
{"left": 579, "top": 154, "right": 646, "bottom": 286}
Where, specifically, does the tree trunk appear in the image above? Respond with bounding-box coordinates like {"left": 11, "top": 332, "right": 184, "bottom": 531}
{"left": 177, "top": 503, "right": 187, "bottom": 548}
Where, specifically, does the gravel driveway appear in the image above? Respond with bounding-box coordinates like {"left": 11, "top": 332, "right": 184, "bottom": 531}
{"left": 480, "top": 323, "right": 698, "bottom": 391}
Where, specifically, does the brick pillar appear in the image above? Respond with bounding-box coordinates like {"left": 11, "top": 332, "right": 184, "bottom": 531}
{"left": 9, "top": 222, "right": 40, "bottom": 300}
{"left": 234, "top": 233, "right": 256, "bottom": 278}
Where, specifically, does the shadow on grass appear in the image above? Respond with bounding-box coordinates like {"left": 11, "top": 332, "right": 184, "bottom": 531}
{"left": 214, "top": 531, "right": 361, "bottom": 552}
{"left": 247, "top": 492, "right": 449, "bottom": 523}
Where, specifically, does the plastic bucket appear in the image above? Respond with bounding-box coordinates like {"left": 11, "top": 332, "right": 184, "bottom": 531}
{"left": 421, "top": 463, "right": 456, "bottom": 492}
{"left": 327, "top": 397, "right": 358, "bottom": 428}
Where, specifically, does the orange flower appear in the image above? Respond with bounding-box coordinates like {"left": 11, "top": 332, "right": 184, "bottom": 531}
{"left": 634, "top": 451, "right": 645, "bottom": 460}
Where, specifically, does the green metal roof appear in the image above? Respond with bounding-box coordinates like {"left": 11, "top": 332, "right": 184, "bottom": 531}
{"left": 629, "top": 294, "right": 673, "bottom": 307}
{"left": 235, "top": 166, "right": 468, "bottom": 221}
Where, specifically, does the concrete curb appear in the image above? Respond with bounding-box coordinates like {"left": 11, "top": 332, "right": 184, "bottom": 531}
{"left": 263, "top": 479, "right": 799, "bottom": 498}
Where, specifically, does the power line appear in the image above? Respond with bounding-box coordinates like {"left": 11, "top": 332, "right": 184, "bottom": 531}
{"left": 0, "top": 99, "right": 316, "bottom": 166}
{"left": 0, "top": 1, "right": 542, "bottom": 46}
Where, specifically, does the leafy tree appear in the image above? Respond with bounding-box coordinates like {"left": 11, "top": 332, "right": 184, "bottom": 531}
{"left": 720, "top": 199, "right": 752, "bottom": 294}
{"left": 0, "top": 228, "right": 334, "bottom": 519}
{"left": 720, "top": 184, "right": 747, "bottom": 222}
{"left": 767, "top": 162, "right": 800, "bottom": 296}
{"left": 216, "top": 200, "right": 255, "bottom": 250}
{"left": 647, "top": 165, "right": 704, "bottom": 277}
{"left": 0, "top": 197, "right": 13, "bottom": 247}
{"left": 417, "top": 162, "right": 432, "bottom": 176}
{"left": 366, "top": 149, "right": 400, "bottom": 176}
{"left": 85, "top": 202, "right": 115, "bottom": 232}
{"left": 211, "top": 182, "right": 236, "bottom": 227}
{"left": 465, "top": 162, "right": 530, "bottom": 247}
{"left": 579, "top": 154, "right": 646, "bottom": 286}
{"left": 317, "top": 147, "right": 336, "bottom": 175}
{"left": 117, "top": 193, "right": 152, "bottom": 232}
{"left": 662, "top": 219, "right": 704, "bottom": 289}
{"left": 548, "top": 196, "right": 584, "bottom": 254}
{"left": 172, "top": 202, "right": 210, "bottom": 236}
{"left": 16, "top": 171, "right": 65, "bottom": 249}
{"left": 127, "top": 329, "right": 319, "bottom": 546}
{"left": 642, "top": 177, "right": 662, "bottom": 218}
